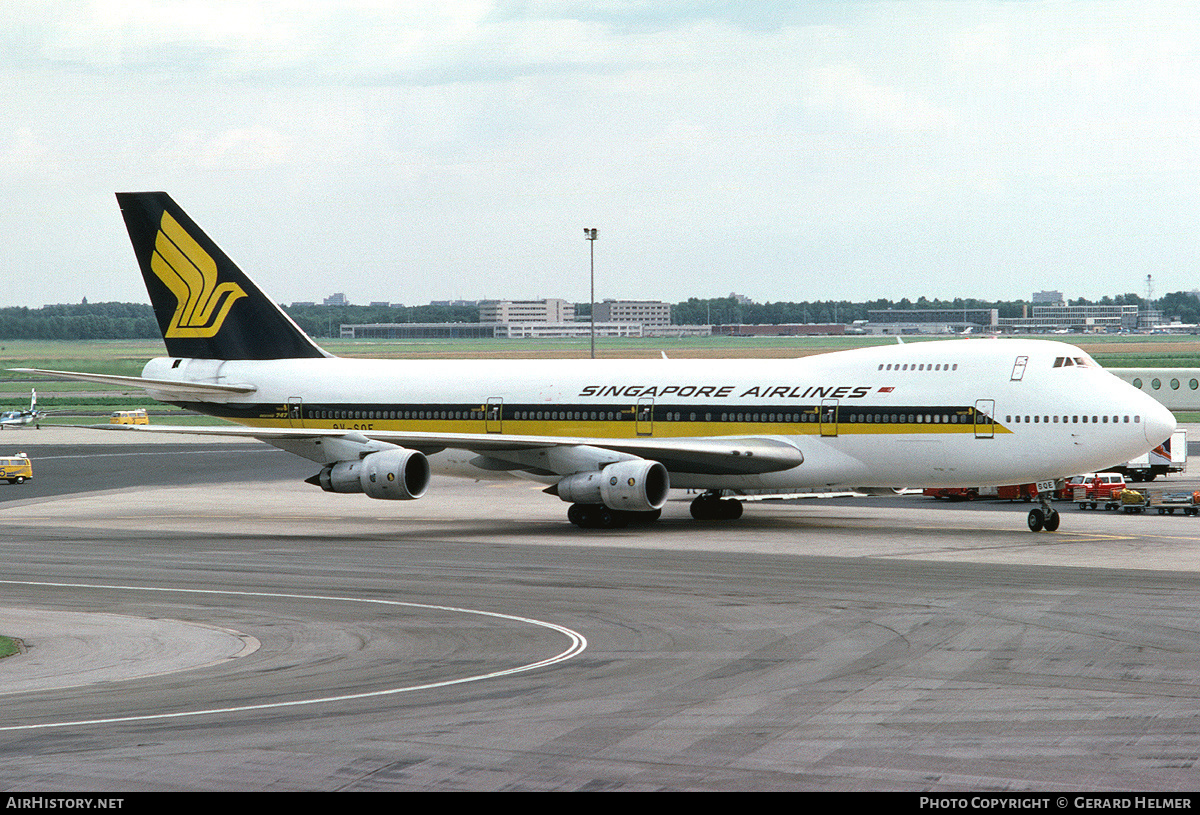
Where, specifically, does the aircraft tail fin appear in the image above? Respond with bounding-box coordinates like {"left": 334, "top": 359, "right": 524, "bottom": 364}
{"left": 116, "top": 192, "right": 329, "bottom": 360}
{"left": 30, "top": 389, "right": 35, "bottom": 411}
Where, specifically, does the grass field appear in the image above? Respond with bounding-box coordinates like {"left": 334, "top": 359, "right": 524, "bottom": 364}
{"left": 0, "top": 636, "right": 20, "bottom": 659}
{"left": 2, "top": 334, "right": 1199, "bottom": 424}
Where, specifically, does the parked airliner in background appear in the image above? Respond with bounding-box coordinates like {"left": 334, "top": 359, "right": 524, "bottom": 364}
{"left": 0, "top": 390, "right": 43, "bottom": 429}
{"left": 14, "top": 193, "right": 1175, "bottom": 532}
{"left": 1110, "top": 369, "right": 1200, "bottom": 412}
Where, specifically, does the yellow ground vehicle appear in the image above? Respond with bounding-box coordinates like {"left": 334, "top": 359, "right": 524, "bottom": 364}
{"left": 0, "top": 453, "right": 32, "bottom": 484}
{"left": 110, "top": 409, "right": 149, "bottom": 425}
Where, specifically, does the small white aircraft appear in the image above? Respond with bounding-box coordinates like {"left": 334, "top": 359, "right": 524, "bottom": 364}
{"left": 0, "top": 390, "right": 43, "bottom": 429}
{"left": 14, "top": 193, "right": 1176, "bottom": 532}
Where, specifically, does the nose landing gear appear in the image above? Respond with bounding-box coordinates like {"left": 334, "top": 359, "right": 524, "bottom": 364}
{"left": 1027, "top": 493, "right": 1060, "bottom": 532}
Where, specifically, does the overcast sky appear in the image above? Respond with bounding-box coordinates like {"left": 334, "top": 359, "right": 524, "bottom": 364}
{"left": 3, "top": 0, "right": 1199, "bottom": 309}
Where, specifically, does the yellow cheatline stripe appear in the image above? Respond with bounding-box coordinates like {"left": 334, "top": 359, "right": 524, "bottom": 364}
{"left": 218, "top": 416, "right": 1006, "bottom": 438}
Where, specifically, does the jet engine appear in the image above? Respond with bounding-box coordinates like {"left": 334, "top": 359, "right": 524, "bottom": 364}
{"left": 311, "top": 448, "right": 430, "bottom": 500}
{"left": 555, "top": 459, "right": 669, "bottom": 512}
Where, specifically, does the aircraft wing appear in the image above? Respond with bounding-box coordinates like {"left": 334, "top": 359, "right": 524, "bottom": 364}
{"left": 19, "top": 367, "right": 803, "bottom": 475}
{"left": 84, "top": 423, "right": 804, "bottom": 476}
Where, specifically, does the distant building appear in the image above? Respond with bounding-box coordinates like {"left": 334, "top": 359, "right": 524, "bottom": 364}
{"left": 1032, "top": 290, "right": 1065, "bottom": 305}
{"left": 341, "top": 323, "right": 501, "bottom": 340}
{"left": 593, "top": 299, "right": 672, "bottom": 327}
{"left": 998, "top": 303, "right": 1139, "bottom": 333}
{"left": 497, "top": 322, "right": 641, "bottom": 339}
{"left": 1139, "top": 308, "right": 1164, "bottom": 330}
{"left": 866, "top": 308, "right": 998, "bottom": 334}
{"left": 339, "top": 321, "right": 641, "bottom": 340}
{"left": 478, "top": 298, "right": 574, "bottom": 323}
{"left": 323, "top": 292, "right": 349, "bottom": 306}
{"left": 644, "top": 325, "right": 712, "bottom": 337}
{"left": 714, "top": 324, "right": 845, "bottom": 337}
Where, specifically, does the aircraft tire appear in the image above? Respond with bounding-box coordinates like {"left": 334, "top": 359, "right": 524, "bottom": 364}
{"left": 626, "top": 508, "right": 662, "bottom": 525}
{"left": 1027, "top": 508, "right": 1045, "bottom": 532}
{"left": 595, "top": 507, "right": 628, "bottom": 529}
{"left": 568, "top": 503, "right": 631, "bottom": 530}
{"left": 690, "top": 497, "right": 742, "bottom": 521}
{"left": 1043, "top": 510, "right": 1060, "bottom": 532}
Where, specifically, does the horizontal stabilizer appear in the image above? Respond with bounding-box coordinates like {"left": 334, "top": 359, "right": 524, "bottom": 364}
{"left": 9, "top": 368, "right": 257, "bottom": 395}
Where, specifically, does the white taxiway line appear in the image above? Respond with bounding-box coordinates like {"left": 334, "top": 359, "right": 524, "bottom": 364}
{"left": 0, "top": 579, "right": 588, "bottom": 732}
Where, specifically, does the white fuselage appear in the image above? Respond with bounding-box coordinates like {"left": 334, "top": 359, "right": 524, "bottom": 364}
{"left": 141, "top": 338, "right": 1175, "bottom": 490}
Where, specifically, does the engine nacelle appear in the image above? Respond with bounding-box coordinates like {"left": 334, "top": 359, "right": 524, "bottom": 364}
{"left": 314, "top": 448, "right": 430, "bottom": 500}
{"left": 556, "top": 459, "right": 669, "bottom": 512}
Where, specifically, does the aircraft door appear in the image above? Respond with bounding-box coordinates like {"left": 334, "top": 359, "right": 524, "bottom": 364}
{"left": 287, "top": 397, "right": 304, "bottom": 428}
{"left": 636, "top": 397, "right": 654, "bottom": 436}
{"left": 486, "top": 397, "right": 503, "bottom": 433}
{"left": 1011, "top": 356, "right": 1028, "bottom": 381}
{"left": 820, "top": 399, "right": 838, "bottom": 437}
{"left": 974, "top": 399, "right": 995, "bottom": 439}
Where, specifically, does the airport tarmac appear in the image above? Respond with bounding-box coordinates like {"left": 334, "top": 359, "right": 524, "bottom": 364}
{"left": 3, "top": 426, "right": 1200, "bottom": 790}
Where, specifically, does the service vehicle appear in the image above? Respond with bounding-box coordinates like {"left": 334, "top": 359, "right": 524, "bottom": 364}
{"left": 0, "top": 453, "right": 32, "bottom": 484}
{"left": 1061, "top": 473, "right": 1095, "bottom": 501}
{"left": 1107, "top": 429, "right": 1187, "bottom": 481}
{"left": 1156, "top": 492, "right": 1200, "bottom": 516}
{"left": 923, "top": 487, "right": 978, "bottom": 501}
{"left": 996, "top": 483, "right": 1040, "bottom": 501}
{"left": 1073, "top": 472, "right": 1129, "bottom": 509}
{"left": 1116, "top": 487, "right": 1150, "bottom": 513}
{"left": 110, "top": 409, "right": 149, "bottom": 425}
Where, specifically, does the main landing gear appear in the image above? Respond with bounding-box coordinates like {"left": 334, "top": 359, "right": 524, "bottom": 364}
{"left": 567, "top": 503, "right": 661, "bottom": 529}
{"left": 689, "top": 490, "right": 743, "bottom": 521}
{"left": 566, "top": 490, "right": 746, "bottom": 528}
{"left": 1026, "top": 494, "right": 1061, "bottom": 532}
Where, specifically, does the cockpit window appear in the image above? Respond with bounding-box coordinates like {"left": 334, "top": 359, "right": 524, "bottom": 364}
{"left": 1053, "top": 356, "right": 1091, "bottom": 368}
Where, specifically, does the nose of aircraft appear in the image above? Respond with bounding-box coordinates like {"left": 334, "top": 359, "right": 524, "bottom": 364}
{"left": 1143, "top": 398, "right": 1177, "bottom": 447}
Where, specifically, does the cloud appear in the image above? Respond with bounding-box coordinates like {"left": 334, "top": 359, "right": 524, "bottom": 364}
{"left": 5, "top": 1, "right": 1200, "bottom": 308}
{"left": 156, "top": 126, "right": 293, "bottom": 171}
{"left": 804, "top": 63, "right": 958, "bottom": 134}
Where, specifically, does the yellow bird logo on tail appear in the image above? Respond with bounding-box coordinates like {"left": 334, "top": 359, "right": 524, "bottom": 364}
{"left": 150, "top": 211, "right": 247, "bottom": 338}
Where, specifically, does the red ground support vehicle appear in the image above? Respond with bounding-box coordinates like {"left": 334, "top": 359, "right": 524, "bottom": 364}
{"left": 923, "top": 487, "right": 978, "bottom": 501}
{"left": 996, "top": 483, "right": 1039, "bottom": 502}
{"left": 1061, "top": 474, "right": 1094, "bottom": 501}
{"left": 1072, "top": 472, "right": 1128, "bottom": 509}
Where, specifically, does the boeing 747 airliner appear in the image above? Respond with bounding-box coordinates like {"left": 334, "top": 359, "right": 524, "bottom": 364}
{"left": 15, "top": 193, "right": 1176, "bottom": 532}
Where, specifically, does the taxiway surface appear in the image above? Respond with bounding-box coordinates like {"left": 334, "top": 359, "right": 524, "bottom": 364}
{"left": 2, "top": 428, "right": 1200, "bottom": 790}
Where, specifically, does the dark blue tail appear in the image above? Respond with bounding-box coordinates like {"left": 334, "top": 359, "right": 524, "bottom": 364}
{"left": 117, "top": 192, "right": 327, "bottom": 360}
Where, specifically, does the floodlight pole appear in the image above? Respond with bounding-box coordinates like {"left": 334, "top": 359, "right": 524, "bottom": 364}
{"left": 585, "top": 228, "right": 598, "bottom": 359}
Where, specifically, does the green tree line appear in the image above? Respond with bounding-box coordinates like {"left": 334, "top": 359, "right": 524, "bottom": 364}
{"left": 0, "top": 302, "right": 161, "bottom": 340}
{"left": 0, "top": 293, "right": 1194, "bottom": 340}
